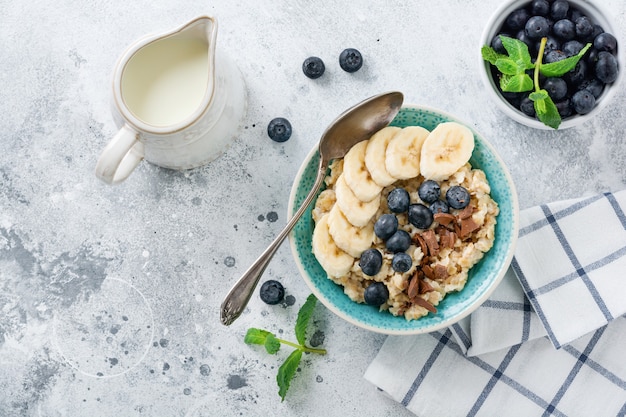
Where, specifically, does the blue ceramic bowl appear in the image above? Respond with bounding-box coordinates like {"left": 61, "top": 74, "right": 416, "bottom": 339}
{"left": 288, "top": 105, "right": 519, "bottom": 335}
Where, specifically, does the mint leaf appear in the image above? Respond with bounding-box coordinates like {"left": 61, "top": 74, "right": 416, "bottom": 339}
{"left": 295, "top": 294, "right": 317, "bottom": 345}
{"left": 500, "top": 73, "right": 534, "bottom": 92}
{"left": 264, "top": 333, "right": 281, "bottom": 354}
{"left": 244, "top": 328, "right": 272, "bottom": 345}
{"left": 540, "top": 43, "right": 592, "bottom": 77}
{"left": 530, "top": 89, "right": 561, "bottom": 129}
{"left": 495, "top": 57, "right": 522, "bottom": 75}
{"left": 500, "top": 36, "right": 534, "bottom": 70}
{"left": 481, "top": 45, "right": 507, "bottom": 65}
{"left": 277, "top": 349, "right": 303, "bottom": 402}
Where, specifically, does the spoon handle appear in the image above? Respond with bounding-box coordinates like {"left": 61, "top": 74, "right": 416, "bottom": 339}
{"left": 220, "top": 156, "right": 327, "bottom": 325}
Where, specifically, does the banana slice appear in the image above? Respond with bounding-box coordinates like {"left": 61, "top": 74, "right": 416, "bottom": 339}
{"left": 365, "top": 126, "right": 401, "bottom": 187}
{"left": 343, "top": 140, "right": 383, "bottom": 202}
{"left": 327, "top": 205, "right": 374, "bottom": 258}
{"left": 334, "top": 174, "right": 380, "bottom": 227}
{"left": 420, "top": 122, "right": 475, "bottom": 181}
{"left": 312, "top": 213, "right": 355, "bottom": 278}
{"left": 385, "top": 126, "right": 430, "bottom": 180}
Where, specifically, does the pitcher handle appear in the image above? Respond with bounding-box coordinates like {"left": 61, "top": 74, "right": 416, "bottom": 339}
{"left": 95, "top": 124, "right": 145, "bottom": 185}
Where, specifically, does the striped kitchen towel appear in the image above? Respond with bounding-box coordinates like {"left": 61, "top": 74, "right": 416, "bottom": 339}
{"left": 365, "top": 191, "right": 626, "bottom": 416}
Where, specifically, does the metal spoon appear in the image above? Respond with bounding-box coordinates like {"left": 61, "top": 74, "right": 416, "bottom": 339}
{"left": 220, "top": 91, "right": 404, "bottom": 325}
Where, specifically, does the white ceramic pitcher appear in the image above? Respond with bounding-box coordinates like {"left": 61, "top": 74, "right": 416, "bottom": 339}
{"left": 95, "top": 16, "right": 247, "bottom": 184}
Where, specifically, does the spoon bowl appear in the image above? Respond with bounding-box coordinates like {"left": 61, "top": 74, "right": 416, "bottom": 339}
{"left": 220, "top": 91, "right": 404, "bottom": 325}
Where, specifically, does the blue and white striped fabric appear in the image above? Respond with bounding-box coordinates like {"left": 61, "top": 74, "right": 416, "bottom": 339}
{"left": 365, "top": 191, "right": 626, "bottom": 416}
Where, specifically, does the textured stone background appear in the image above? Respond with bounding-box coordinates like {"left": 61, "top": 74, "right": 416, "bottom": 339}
{"left": 0, "top": 0, "right": 625, "bottom": 416}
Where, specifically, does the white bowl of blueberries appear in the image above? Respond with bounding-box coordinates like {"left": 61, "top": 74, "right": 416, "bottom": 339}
{"left": 480, "top": 0, "right": 623, "bottom": 130}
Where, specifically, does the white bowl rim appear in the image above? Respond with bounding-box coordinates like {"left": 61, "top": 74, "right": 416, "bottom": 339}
{"left": 287, "top": 103, "right": 520, "bottom": 335}
{"left": 478, "top": 0, "right": 625, "bottom": 130}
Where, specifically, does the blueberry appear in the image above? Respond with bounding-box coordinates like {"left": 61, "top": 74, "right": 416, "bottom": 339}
{"left": 539, "top": 36, "right": 560, "bottom": 53}
{"left": 408, "top": 204, "right": 434, "bottom": 230}
{"left": 418, "top": 180, "right": 441, "bottom": 204}
{"left": 392, "top": 252, "right": 413, "bottom": 273}
{"left": 543, "top": 77, "right": 568, "bottom": 101}
{"left": 565, "top": 60, "right": 587, "bottom": 87}
{"left": 364, "top": 282, "right": 389, "bottom": 306}
{"left": 525, "top": 16, "right": 550, "bottom": 39}
{"left": 571, "top": 89, "right": 596, "bottom": 115}
{"left": 491, "top": 33, "right": 510, "bottom": 54}
{"left": 555, "top": 98, "right": 572, "bottom": 117}
{"left": 267, "top": 118, "right": 292, "bottom": 142}
{"left": 586, "top": 47, "right": 600, "bottom": 64}
{"left": 446, "top": 186, "right": 470, "bottom": 209}
{"left": 505, "top": 8, "right": 530, "bottom": 30}
{"left": 553, "top": 19, "right": 576, "bottom": 40}
{"left": 374, "top": 213, "right": 398, "bottom": 240}
{"left": 429, "top": 200, "right": 449, "bottom": 214}
{"left": 386, "top": 230, "right": 411, "bottom": 253}
{"left": 516, "top": 29, "right": 535, "bottom": 53}
{"left": 579, "top": 78, "right": 604, "bottom": 99}
{"left": 550, "top": 0, "right": 569, "bottom": 20}
{"left": 302, "top": 56, "right": 325, "bottom": 79}
{"left": 590, "top": 24, "right": 604, "bottom": 41}
{"left": 359, "top": 248, "right": 383, "bottom": 276}
{"left": 520, "top": 96, "right": 536, "bottom": 117}
{"left": 593, "top": 33, "right": 618, "bottom": 54}
{"left": 259, "top": 280, "right": 285, "bottom": 305}
{"left": 387, "top": 188, "right": 410, "bottom": 213}
{"left": 531, "top": 0, "right": 550, "bottom": 16}
{"left": 562, "top": 40, "right": 584, "bottom": 57}
{"left": 595, "top": 51, "right": 619, "bottom": 83}
{"left": 575, "top": 16, "right": 593, "bottom": 39}
{"left": 545, "top": 49, "right": 567, "bottom": 63}
{"left": 339, "top": 48, "right": 363, "bottom": 73}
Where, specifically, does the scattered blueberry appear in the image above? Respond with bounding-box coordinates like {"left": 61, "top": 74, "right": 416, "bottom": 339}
{"left": 446, "top": 186, "right": 471, "bottom": 209}
{"left": 386, "top": 230, "right": 411, "bottom": 253}
{"left": 392, "top": 252, "right": 412, "bottom": 273}
{"left": 259, "top": 280, "right": 285, "bottom": 305}
{"left": 359, "top": 249, "right": 383, "bottom": 276}
{"left": 387, "top": 188, "right": 410, "bottom": 213}
{"left": 408, "top": 204, "right": 434, "bottom": 230}
{"left": 339, "top": 48, "right": 363, "bottom": 73}
{"left": 571, "top": 89, "right": 595, "bottom": 114}
{"left": 418, "top": 180, "right": 441, "bottom": 204}
{"left": 429, "top": 200, "right": 449, "bottom": 214}
{"left": 267, "top": 118, "right": 292, "bottom": 142}
{"left": 302, "top": 56, "right": 325, "bottom": 79}
{"left": 364, "top": 282, "right": 389, "bottom": 306}
{"left": 374, "top": 213, "right": 398, "bottom": 240}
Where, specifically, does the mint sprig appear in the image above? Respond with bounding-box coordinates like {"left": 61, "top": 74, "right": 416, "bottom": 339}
{"left": 481, "top": 35, "right": 591, "bottom": 129}
{"left": 244, "top": 294, "right": 326, "bottom": 401}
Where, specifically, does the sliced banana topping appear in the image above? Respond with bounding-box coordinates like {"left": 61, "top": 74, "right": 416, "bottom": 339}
{"left": 334, "top": 173, "right": 380, "bottom": 228}
{"left": 420, "top": 122, "right": 475, "bottom": 181}
{"left": 342, "top": 140, "right": 383, "bottom": 202}
{"left": 365, "top": 126, "right": 401, "bottom": 187}
{"left": 327, "top": 205, "right": 375, "bottom": 258}
{"left": 311, "top": 213, "right": 355, "bottom": 278}
{"left": 385, "top": 125, "right": 430, "bottom": 180}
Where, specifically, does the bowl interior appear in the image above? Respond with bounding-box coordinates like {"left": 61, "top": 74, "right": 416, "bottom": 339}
{"left": 288, "top": 106, "right": 519, "bottom": 335}
{"left": 479, "top": 0, "right": 624, "bottom": 130}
